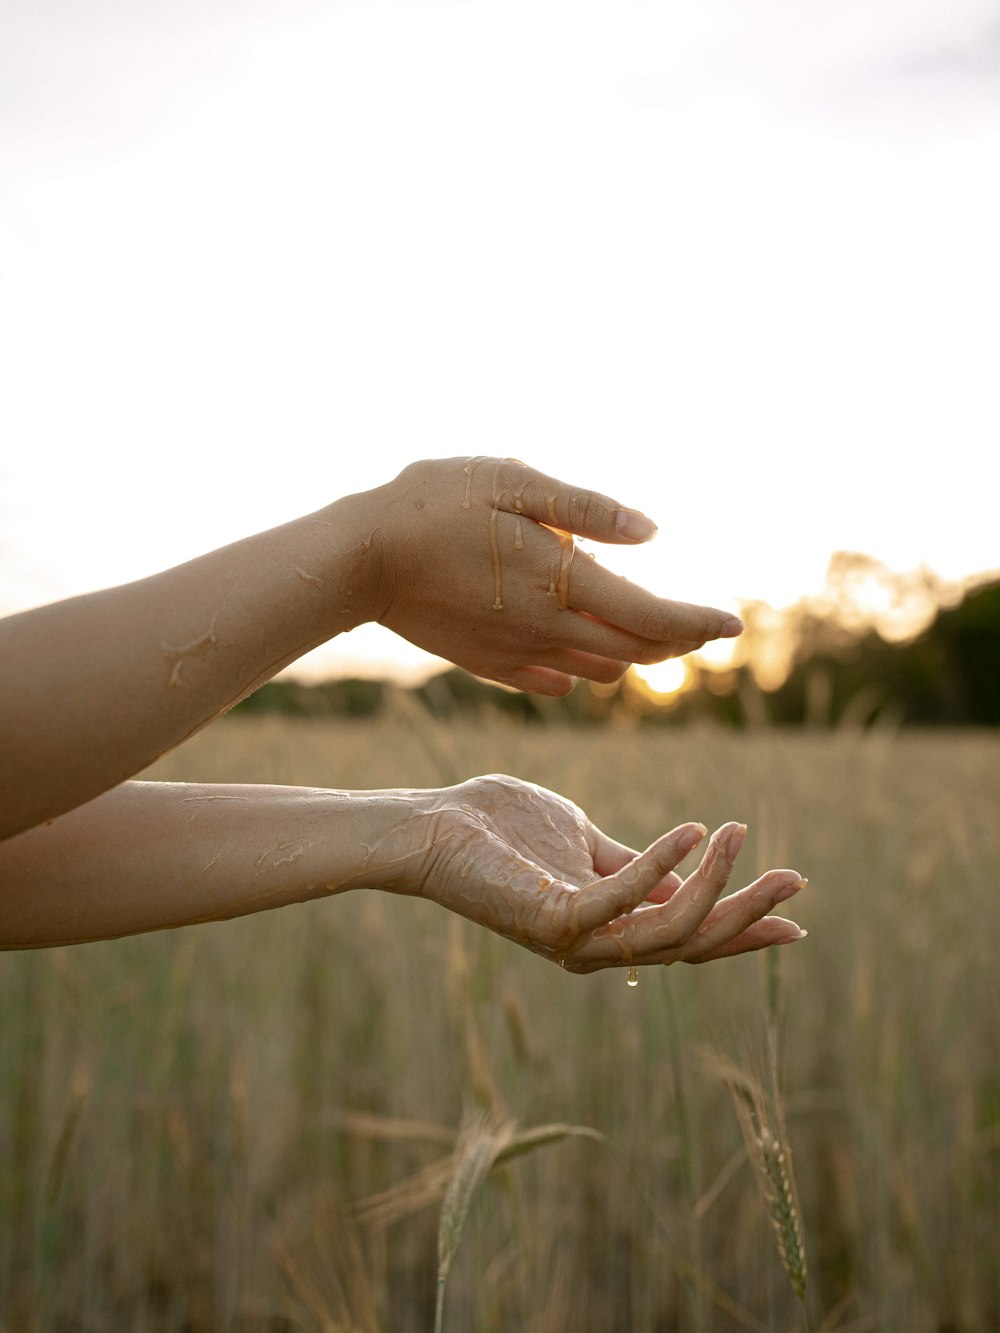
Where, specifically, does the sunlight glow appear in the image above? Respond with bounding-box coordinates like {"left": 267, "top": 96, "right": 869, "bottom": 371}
{"left": 691, "top": 638, "right": 740, "bottom": 671}
{"left": 633, "top": 658, "right": 688, "bottom": 700}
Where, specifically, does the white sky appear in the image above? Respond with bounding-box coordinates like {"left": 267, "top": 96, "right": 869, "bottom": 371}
{"left": 2, "top": 0, "right": 998, "bottom": 681}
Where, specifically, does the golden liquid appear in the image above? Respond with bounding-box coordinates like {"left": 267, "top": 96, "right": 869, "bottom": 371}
{"left": 489, "top": 506, "right": 503, "bottom": 610}
{"left": 463, "top": 456, "right": 483, "bottom": 508}
{"left": 626, "top": 967, "right": 639, "bottom": 988}
{"left": 556, "top": 532, "right": 574, "bottom": 609}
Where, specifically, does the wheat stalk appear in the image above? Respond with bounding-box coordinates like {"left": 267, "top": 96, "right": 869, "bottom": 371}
{"left": 350, "top": 1116, "right": 604, "bottom": 1232}
{"left": 343, "top": 1104, "right": 604, "bottom": 1331}
{"left": 435, "top": 1106, "right": 513, "bottom": 1333}
{"left": 703, "top": 1047, "right": 810, "bottom": 1319}
{"left": 742, "top": 1114, "right": 808, "bottom": 1305}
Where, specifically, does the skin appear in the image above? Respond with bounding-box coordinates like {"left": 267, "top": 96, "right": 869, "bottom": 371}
{"left": 0, "top": 456, "right": 806, "bottom": 964}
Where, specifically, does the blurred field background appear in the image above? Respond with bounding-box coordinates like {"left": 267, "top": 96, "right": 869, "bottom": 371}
{"left": 1, "top": 706, "right": 997, "bottom": 1332}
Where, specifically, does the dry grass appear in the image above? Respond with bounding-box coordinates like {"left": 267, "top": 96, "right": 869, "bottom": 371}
{"left": 1, "top": 708, "right": 998, "bottom": 1330}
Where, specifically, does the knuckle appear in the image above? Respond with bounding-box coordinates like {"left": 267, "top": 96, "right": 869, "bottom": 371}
{"left": 549, "top": 902, "right": 584, "bottom": 954}
{"left": 567, "top": 490, "right": 604, "bottom": 532}
{"left": 524, "top": 619, "right": 552, "bottom": 647}
{"left": 497, "top": 458, "right": 530, "bottom": 492}
{"left": 659, "top": 923, "right": 691, "bottom": 951}
{"left": 634, "top": 606, "right": 669, "bottom": 642}
{"left": 612, "top": 863, "right": 639, "bottom": 896}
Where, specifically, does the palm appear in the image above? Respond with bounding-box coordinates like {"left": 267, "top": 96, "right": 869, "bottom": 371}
{"left": 453, "top": 776, "right": 603, "bottom": 888}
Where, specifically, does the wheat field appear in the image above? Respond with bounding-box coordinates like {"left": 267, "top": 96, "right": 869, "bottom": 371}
{"left": 1, "top": 703, "right": 998, "bottom": 1332}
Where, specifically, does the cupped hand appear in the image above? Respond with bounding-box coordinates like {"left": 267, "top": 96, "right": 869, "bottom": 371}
{"left": 368, "top": 457, "right": 743, "bottom": 695}
{"left": 376, "top": 775, "right": 806, "bottom": 971}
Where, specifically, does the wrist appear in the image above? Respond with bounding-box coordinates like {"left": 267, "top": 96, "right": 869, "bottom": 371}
{"left": 306, "top": 484, "right": 393, "bottom": 628}
{"left": 334, "top": 787, "right": 441, "bottom": 898}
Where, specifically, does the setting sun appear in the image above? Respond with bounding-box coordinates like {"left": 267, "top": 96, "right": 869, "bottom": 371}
{"left": 633, "top": 658, "right": 688, "bottom": 699}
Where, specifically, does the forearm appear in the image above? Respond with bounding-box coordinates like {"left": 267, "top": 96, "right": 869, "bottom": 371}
{"left": 0, "top": 779, "right": 423, "bottom": 948}
{"left": 0, "top": 488, "right": 385, "bottom": 840}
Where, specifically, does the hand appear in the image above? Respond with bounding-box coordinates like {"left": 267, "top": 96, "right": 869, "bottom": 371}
{"left": 368, "top": 457, "right": 743, "bottom": 695}
{"left": 367, "top": 775, "right": 806, "bottom": 970}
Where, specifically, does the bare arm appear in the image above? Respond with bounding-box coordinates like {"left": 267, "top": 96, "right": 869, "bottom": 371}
{"left": 0, "top": 778, "right": 805, "bottom": 963}
{"left": 0, "top": 491, "right": 377, "bottom": 842}
{"left": 0, "top": 457, "right": 742, "bottom": 842}
{"left": 0, "top": 780, "right": 407, "bottom": 947}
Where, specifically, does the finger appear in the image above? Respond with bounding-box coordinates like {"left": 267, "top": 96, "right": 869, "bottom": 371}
{"left": 494, "top": 665, "right": 578, "bottom": 697}
{"left": 588, "top": 827, "right": 683, "bottom": 903}
{"left": 648, "top": 870, "right": 807, "bottom": 964}
{"left": 498, "top": 649, "right": 629, "bottom": 692}
{"left": 574, "top": 822, "right": 747, "bottom": 962}
{"left": 687, "top": 916, "right": 808, "bottom": 963}
{"left": 574, "top": 605, "right": 715, "bottom": 661}
{"left": 567, "top": 557, "right": 744, "bottom": 650}
{"left": 658, "top": 821, "right": 748, "bottom": 941}
{"left": 634, "top": 822, "right": 749, "bottom": 946}
{"left": 571, "top": 822, "right": 706, "bottom": 937}
{"left": 521, "top": 610, "right": 680, "bottom": 671}
{"left": 508, "top": 599, "right": 722, "bottom": 673}
{"left": 575, "top": 608, "right": 706, "bottom": 660}
{"left": 491, "top": 460, "right": 659, "bottom": 545}
{"left": 527, "top": 648, "right": 629, "bottom": 685}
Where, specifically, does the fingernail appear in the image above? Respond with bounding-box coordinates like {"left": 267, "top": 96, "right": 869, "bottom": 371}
{"left": 779, "top": 926, "right": 808, "bottom": 942}
{"left": 773, "top": 876, "right": 805, "bottom": 904}
{"left": 719, "top": 616, "right": 744, "bottom": 638}
{"left": 678, "top": 823, "right": 707, "bottom": 855}
{"left": 726, "top": 823, "right": 747, "bottom": 859}
{"left": 615, "top": 508, "right": 658, "bottom": 542}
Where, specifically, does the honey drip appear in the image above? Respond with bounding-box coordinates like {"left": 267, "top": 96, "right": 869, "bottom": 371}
{"left": 463, "top": 456, "right": 483, "bottom": 509}
{"left": 489, "top": 506, "right": 503, "bottom": 610}
{"left": 556, "top": 532, "right": 574, "bottom": 609}
{"left": 627, "top": 967, "right": 639, "bottom": 988}
{"left": 514, "top": 516, "right": 523, "bottom": 550}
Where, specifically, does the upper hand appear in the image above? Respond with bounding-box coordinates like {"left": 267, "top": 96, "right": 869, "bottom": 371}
{"left": 368, "top": 457, "right": 743, "bottom": 695}
{"left": 367, "top": 775, "right": 807, "bottom": 971}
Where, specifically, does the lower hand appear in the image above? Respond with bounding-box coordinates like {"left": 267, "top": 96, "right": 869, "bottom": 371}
{"left": 366, "top": 775, "right": 807, "bottom": 971}
{"left": 367, "top": 457, "right": 743, "bottom": 695}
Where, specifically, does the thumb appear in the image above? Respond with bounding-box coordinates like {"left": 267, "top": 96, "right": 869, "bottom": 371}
{"left": 496, "top": 462, "right": 659, "bottom": 545}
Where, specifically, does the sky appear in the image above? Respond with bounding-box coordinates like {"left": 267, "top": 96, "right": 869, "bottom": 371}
{"left": 2, "top": 0, "right": 999, "bottom": 683}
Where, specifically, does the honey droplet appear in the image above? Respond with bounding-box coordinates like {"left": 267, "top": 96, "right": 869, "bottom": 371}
{"left": 626, "top": 967, "right": 639, "bottom": 988}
